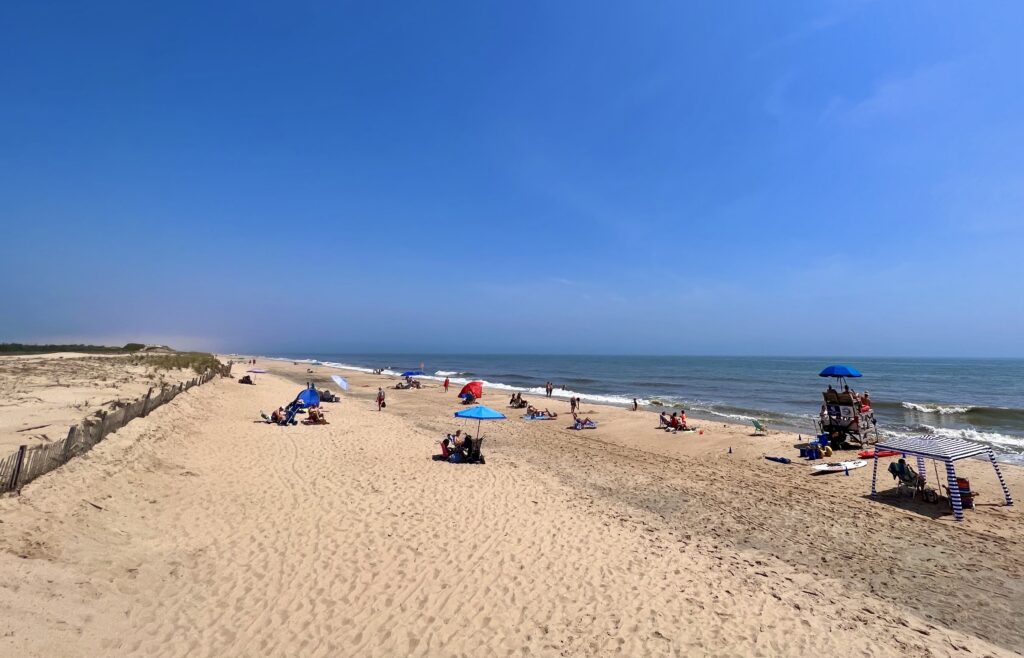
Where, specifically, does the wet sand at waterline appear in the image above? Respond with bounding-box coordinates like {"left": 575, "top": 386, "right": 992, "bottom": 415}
{"left": 1, "top": 357, "right": 1022, "bottom": 657}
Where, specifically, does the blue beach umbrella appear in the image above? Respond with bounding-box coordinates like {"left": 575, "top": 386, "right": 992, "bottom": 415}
{"left": 330, "top": 374, "right": 349, "bottom": 391}
{"left": 819, "top": 364, "right": 863, "bottom": 389}
{"left": 818, "top": 365, "right": 863, "bottom": 378}
{"left": 401, "top": 370, "right": 424, "bottom": 377}
{"left": 453, "top": 405, "right": 507, "bottom": 438}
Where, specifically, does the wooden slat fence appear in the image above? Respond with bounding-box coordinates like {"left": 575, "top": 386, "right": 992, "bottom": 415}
{"left": 1, "top": 365, "right": 227, "bottom": 494}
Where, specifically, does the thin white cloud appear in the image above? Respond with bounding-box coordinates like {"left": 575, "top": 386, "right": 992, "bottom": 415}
{"left": 751, "top": 1, "right": 870, "bottom": 60}
{"left": 821, "top": 61, "right": 960, "bottom": 125}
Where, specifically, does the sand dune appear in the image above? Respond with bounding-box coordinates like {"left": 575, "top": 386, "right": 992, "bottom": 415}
{"left": 0, "top": 353, "right": 196, "bottom": 453}
{"left": 0, "top": 361, "right": 1020, "bottom": 656}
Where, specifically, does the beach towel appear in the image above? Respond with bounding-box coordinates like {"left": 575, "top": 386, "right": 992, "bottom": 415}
{"left": 522, "top": 414, "right": 555, "bottom": 421}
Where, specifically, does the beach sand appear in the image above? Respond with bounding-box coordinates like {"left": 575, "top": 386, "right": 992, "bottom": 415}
{"left": 1, "top": 357, "right": 1022, "bottom": 656}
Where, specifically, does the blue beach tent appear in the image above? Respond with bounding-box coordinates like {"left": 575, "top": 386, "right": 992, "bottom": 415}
{"left": 296, "top": 388, "right": 320, "bottom": 407}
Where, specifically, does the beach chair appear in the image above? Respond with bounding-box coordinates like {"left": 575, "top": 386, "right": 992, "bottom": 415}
{"left": 466, "top": 438, "right": 485, "bottom": 464}
{"left": 751, "top": 419, "right": 769, "bottom": 435}
{"left": 888, "top": 461, "right": 925, "bottom": 499}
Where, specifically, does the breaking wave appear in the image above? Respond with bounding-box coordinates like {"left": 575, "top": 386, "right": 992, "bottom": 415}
{"left": 901, "top": 402, "right": 974, "bottom": 415}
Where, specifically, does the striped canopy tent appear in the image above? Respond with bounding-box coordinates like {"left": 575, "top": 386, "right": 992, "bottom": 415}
{"left": 870, "top": 434, "right": 1013, "bottom": 521}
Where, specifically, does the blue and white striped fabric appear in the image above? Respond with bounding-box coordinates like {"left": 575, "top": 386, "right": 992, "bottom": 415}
{"left": 874, "top": 435, "right": 988, "bottom": 462}
{"left": 868, "top": 433, "right": 1014, "bottom": 520}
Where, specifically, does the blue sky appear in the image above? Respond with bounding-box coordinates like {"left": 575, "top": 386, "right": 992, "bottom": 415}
{"left": 2, "top": 1, "right": 1022, "bottom": 356}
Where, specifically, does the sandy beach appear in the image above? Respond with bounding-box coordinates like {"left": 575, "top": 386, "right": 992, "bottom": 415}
{"left": 1, "top": 357, "right": 1022, "bottom": 657}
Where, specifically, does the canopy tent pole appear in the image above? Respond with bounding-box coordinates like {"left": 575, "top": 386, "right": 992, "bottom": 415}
{"left": 988, "top": 449, "right": 1014, "bottom": 506}
{"left": 944, "top": 461, "right": 965, "bottom": 522}
{"left": 915, "top": 456, "right": 927, "bottom": 490}
{"left": 870, "top": 452, "right": 880, "bottom": 497}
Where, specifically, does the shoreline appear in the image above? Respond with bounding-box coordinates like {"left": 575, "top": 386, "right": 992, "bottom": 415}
{"left": 244, "top": 353, "right": 1024, "bottom": 463}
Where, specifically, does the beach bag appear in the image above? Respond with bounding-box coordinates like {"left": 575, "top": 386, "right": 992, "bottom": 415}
{"left": 381, "top": 400, "right": 387, "bottom": 408}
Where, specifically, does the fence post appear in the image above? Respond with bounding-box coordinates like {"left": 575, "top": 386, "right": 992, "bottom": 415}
{"left": 62, "top": 426, "right": 78, "bottom": 461}
{"left": 8, "top": 445, "right": 26, "bottom": 491}
{"left": 141, "top": 388, "right": 153, "bottom": 417}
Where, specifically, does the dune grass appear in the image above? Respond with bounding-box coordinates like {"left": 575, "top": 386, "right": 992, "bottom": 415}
{"left": 133, "top": 352, "right": 223, "bottom": 375}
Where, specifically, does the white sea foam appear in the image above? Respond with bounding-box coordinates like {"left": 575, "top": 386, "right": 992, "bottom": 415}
{"left": 424, "top": 376, "right": 649, "bottom": 407}
{"left": 693, "top": 407, "right": 758, "bottom": 422}
{"left": 901, "top": 402, "right": 974, "bottom": 415}
{"left": 920, "top": 425, "right": 1024, "bottom": 449}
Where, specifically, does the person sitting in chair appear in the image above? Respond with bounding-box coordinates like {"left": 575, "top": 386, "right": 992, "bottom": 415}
{"left": 888, "top": 458, "right": 921, "bottom": 488}
{"left": 271, "top": 406, "right": 297, "bottom": 425}
{"left": 659, "top": 412, "right": 671, "bottom": 428}
{"left": 304, "top": 408, "right": 328, "bottom": 424}
{"left": 447, "top": 432, "right": 473, "bottom": 463}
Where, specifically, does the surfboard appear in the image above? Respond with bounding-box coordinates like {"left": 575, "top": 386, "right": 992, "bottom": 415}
{"left": 858, "top": 449, "right": 900, "bottom": 459}
{"left": 811, "top": 460, "right": 867, "bottom": 473}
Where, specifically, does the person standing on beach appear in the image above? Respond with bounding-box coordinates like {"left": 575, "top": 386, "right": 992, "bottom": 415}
{"left": 632, "top": 398, "right": 638, "bottom": 411}
{"left": 376, "top": 387, "right": 385, "bottom": 411}
{"left": 570, "top": 397, "right": 577, "bottom": 414}
{"left": 443, "top": 377, "right": 450, "bottom": 393}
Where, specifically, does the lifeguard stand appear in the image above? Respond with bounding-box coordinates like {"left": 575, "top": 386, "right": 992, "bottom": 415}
{"left": 816, "top": 364, "right": 877, "bottom": 449}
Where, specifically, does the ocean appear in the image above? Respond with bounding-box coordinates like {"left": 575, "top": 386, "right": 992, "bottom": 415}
{"left": 270, "top": 353, "right": 1024, "bottom": 464}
